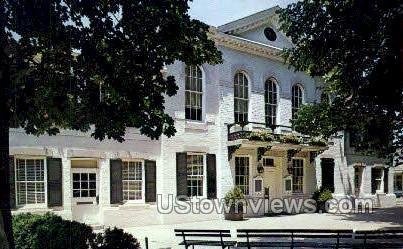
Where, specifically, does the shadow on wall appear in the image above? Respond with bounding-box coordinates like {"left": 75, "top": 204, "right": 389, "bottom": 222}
{"left": 335, "top": 207, "right": 403, "bottom": 226}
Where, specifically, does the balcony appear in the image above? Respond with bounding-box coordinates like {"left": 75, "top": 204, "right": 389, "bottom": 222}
{"left": 227, "top": 122, "right": 329, "bottom": 150}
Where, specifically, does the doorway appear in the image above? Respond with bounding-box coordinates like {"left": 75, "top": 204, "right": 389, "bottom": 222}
{"left": 71, "top": 159, "right": 99, "bottom": 224}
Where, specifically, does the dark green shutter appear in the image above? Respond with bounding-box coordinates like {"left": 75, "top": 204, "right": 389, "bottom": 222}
{"left": 207, "top": 154, "right": 217, "bottom": 199}
{"left": 9, "top": 156, "right": 16, "bottom": 209}
{"left": 110, "top": 159, "right": 123, "bottom": 204}
{"left": 176, "top": 152, "right": 188, "bottom": 199}
{"left": 384, "top": 168, "right": 389, "bottom": 193}
{"left": 47, "top": 157, "right": 63, "bottom": 207}
{"left": 145, "top": 160, "right": 157, "bottom": 203}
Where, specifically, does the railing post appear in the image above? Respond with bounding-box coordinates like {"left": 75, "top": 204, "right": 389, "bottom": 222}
{"left": 145, "top": 237, "right": 149, "bottom": 249}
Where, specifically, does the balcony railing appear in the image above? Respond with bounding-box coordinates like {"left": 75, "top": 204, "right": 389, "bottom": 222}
{"left": 227, "top": 122, "right": 326, "bottom": 146}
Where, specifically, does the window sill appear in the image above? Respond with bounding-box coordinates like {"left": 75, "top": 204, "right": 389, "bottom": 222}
{"left": 185, "top": 120, "right": 208, "bottom": 131}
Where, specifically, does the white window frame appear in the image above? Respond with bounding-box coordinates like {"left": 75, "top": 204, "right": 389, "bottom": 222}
{"left": 291, "top": 158, "right": 304, "bottom": 194}
{"left": 71, "top": 167, "right": 99, "bottom": 205}
{"left": 234, "top": 155, "right": 251, "bottom": 196}
{"left": 291, "top": 84, "right": 304, "bottom": 119}
{"left": 234, "top": 71, "right": 249, "bottom": 124}
{"left": 185, "top": 65, "right": 204, "bottom": 122}
{"left": 186, "top": 153, "right": 207, "bottom": 199}
{"left": 122, "top": 159, "right": 145, "bottom": 204}
{"left": 14, "top": 156, "right": 47, "bottom": 208}
{"left": 265, "top": 78, "right": 278, "bottom": 127}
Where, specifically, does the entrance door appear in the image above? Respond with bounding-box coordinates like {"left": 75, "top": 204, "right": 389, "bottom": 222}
{"left": 71, "top": 167, "right": 99, "bottom": 224}
{"left": 235, "top": 156, "right": 250, "bottom": 195}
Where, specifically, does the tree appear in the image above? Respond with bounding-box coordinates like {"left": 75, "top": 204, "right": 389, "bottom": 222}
{"left": 277, "top": 0, "right": 402, "bottom": 159}
{"left": 0, "top": 1, "right": 222, "bottom": 248}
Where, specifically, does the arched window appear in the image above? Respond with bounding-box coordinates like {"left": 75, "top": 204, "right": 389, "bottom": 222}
{"left": 185, "top": 65, "right": 203, "bottom": 121}
{"left": 265, "top": 78, "right": 278, "bottom": 127}
{"left": 291, "top": 84, "right": 303, "bottom": 119}
{"left": 234, "top": 72, "right": 249, "bottom": 123}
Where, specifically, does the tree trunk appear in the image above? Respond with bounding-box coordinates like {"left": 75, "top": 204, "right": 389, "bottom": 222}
{"left": 0, "top": 10, "right": 13, "bottom": 247}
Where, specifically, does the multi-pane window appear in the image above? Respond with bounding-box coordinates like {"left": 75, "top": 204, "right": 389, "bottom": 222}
{"left": 15, "top": 159, "right": 45, "bottom": 205}
{"left": 262, "top": 157, "right": 274, "bottom": 167}
{"left": 187, "top": 154, "right": 204, "bottom": 197}
{"left": 185, "top": 65, "right": 203, "bottom": 121}
{"left": 265, "top": 78, "right": 277, "bottom": 127}
{"left": 291, "top": 84, "right": 303, "bottom": 119}
{"left": 235, "top": 156, "right": 250, "bottom": 195}
{"left": 292, "top": 159, "right": 304, "bottom": 193}
{"left": 122, "top": 161, "right": 143, "bottom": 201}
{"left": 234, "top": 72, "right": 249, "bottom": 123}
{"left": 73, "top": 173, "right": 96, "bottom": 198}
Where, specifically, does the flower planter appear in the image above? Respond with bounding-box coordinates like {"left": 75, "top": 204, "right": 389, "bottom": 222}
{"left": 224, "top": 205, "right": 244, "bottom": 221}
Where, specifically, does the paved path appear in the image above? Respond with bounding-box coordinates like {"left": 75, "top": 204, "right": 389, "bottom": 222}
{"left": 124, "top": 207, "right": 403, "bottom": 249}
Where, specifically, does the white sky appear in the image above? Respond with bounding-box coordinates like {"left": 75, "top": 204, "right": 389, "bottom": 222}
{"left": 188, "top": 0, "right": 297, "bottom": 26}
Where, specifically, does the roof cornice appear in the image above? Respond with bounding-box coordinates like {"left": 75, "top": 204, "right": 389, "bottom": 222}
{"left": 218, "top": 6, "right": 280, "bottom": 34}
{"left": 209, "top": 29, "right": 284, "bottom": 62}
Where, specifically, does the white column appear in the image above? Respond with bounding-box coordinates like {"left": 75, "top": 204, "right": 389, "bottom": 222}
{"left": 62, "top": 156, "right": 72, "bottom": 219}
{"left": 315, "top": 157, "right": 322, "bottom": 189}
{"left": 98, "top": 158, "right": 111, "bottom": 206}
{"left": 388, "top": 168, "right": 394, "bottom": 194}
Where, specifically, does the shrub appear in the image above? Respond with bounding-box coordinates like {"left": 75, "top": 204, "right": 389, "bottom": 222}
{"left": 224, "top": 187, "right": 245, "bottom": 207}
{"left": 312, "top": 187, "right": 333, "bottom": 213}
{"left": 13, "top": 213, "right": 142, "bottom": 249}
{"left": 92, "top": 228, "right": 140, "bottom": 249}
{"left": 13, "top": 213, "right": 94, "bottom": 249}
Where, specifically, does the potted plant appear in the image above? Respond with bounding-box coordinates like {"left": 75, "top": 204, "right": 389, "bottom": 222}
{"left": 281, "top": 134, "right": 301, "bottom": 144}
{"left": 312, "top": 187, "right": 333, "bottom": 213}
{"left": 248, "top": 130, "right": 274, "bottom": 142}
{"left": 224, "top": 187, "right": 246, "bottom": 221}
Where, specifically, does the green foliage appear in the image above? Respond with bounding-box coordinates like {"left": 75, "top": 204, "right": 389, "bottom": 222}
{"left": 312, "top": 187, "right": 333, "bottom": 213}
{"left": 13, "top": 213, "right": 140, "bottom": 249}
{"left": 3, "top": 0, "right": 222, "bottom": 140}
{"left": 13, "top": 213, "right": 94, "bottom": 249}
{"left": 280, "top": 134, "right": 301, "bottom": 145}
{"left": 277, "top": 0, "right": 402, "bottom": 158}
{"left": 224, "top": 187, "right": 245, "bottom": 207}
{"left": 308, "top": 137, "right": 328, "bottom": 147}
{"left": 248, "top": 130, "right": 274, "bottom": 142}
{"left": 92, "top": 228, "right": 140, "bottom": 249}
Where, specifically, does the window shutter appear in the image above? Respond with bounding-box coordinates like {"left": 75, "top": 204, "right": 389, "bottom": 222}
{"left": 110, "top": 159, "right": 123, "bottom": 204}
{"left": 47, "top": 157, "right": 63, "bottom": 207}
{"left": 207, "top": 154, "right": 217, "bottom": 199}
{"left": 9, "top": 156, "right": 16, "bottom": 209}
{"left": 176, "top": 152, "right": 188, "bottom": 199}
{"left": 384, "top": 168, "right": 389, "bottom": 193}
{"left": 145, "top": 160, "right": 157, "bottom": 203}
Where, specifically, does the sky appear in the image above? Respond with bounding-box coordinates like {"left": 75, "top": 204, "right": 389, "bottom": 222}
{"left": 188, "top": 0, "right": 297, "bottom": 27}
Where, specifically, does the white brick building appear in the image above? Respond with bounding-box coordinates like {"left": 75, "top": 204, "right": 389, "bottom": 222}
{"left": 8, "top": 7, "right": 397, "bottom": 227}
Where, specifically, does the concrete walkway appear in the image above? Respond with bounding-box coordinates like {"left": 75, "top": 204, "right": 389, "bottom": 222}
{"left": 125, "top": 207, "right": 403, "bottom": 249}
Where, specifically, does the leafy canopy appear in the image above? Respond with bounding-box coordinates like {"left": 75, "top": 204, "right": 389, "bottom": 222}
{"left": 277, "top": 0, "right": 402, "bottom": 158}
{"left": 3, "top": 0, "right": 222, "bottom": 141}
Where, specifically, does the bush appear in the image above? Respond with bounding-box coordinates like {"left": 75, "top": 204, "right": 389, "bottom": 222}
{"left": 13, "top": 213, "right": 140, "bottom": 249}
{"left": 92, "top": 228, "right": 140, "bottom": 249}
{"left": 224, "top": 187, "right": 245, "bottom": 207}
{"left": 312, "top": 187, "right": 333, "bottom": 213}
{"left": 308, "top": 137, "right": 328, "bottom": 147}
{"left": 13, "top": 213, "right": 94, "bottom": 249}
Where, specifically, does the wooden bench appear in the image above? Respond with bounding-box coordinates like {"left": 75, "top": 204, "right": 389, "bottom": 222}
{"left": 237, "top": 229, "right": 354, "bottom": 248}
{"left": 174, "top": 229, "right": 237, "bottom": 249}
{"left": 354, "top": 229, "right": 403, "bottom": 248}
